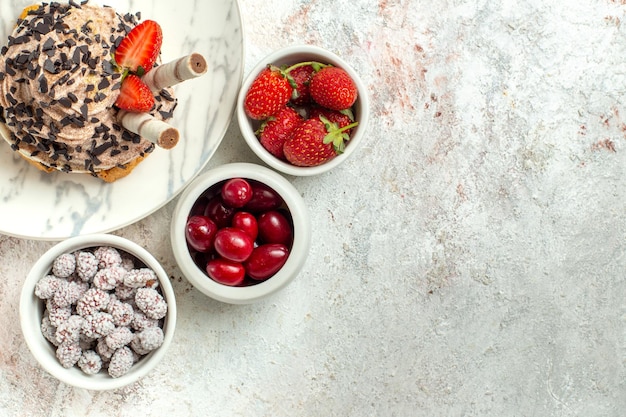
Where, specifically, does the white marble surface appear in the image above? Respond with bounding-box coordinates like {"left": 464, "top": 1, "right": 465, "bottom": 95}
{"left": 2, "top": 0, "right": 626, "bottom": 415}
{"left": 0, "top": 0, "right": 242, "bottom": 239}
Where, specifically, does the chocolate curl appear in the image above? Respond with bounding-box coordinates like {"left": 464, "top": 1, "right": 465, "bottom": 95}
{"left": 142, "top": 53, "right": 208, "bottom": 93}
{"left": 118, "top": 111, "right": 180, "bottom": 150}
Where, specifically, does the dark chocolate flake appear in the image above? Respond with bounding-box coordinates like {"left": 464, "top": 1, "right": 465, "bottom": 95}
{"left": 43, "top": 59, "right": 59, "bottom": 74}
{"left": 80, "top": 103, "right": 88, "bottom": 119}
{"left": 97, "top": 78, "right": 110, "bottom": 90}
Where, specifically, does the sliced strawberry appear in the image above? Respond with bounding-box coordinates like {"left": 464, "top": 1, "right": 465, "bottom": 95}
{"left": 115, "top": 75, "right": 155, "bottom": 112}
{"left": 114, "top": 20, "right": 163, "bottom": 76}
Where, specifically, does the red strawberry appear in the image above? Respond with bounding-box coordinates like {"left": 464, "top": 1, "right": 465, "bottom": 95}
{"left": 283, "top": 115, "right": 358, "bottom": 167}
{"left": 244, "top": 66, "right": 293, "bottom": 120}
{"left": 308, "top": 105, "right": 355, "bottom": 136}
{"left": 289, "top": 64, "right": 316, "bottom": 105}
{"left": 114, "top": 20, "right": 163, "bottom": 76}
{"left": 310, "top": 66, "right": 358, "bottom": 111}
{"left": 115, "top": 74, "right": 155, "bottom": 112}
{"left": 257, "top": 106, "right": 302, "bottom": 159}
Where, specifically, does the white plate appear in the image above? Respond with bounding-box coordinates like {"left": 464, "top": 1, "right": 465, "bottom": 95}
{"left": 0, "top": 0, "right": 243, "bottom": 240}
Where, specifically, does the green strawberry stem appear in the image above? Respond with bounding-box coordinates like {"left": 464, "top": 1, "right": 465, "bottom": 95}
{"left": 271, "top": 62, "right": 332, "bottom": 90}
{"left": 284, "top": 61, "right": 330, "bottom": 74}
{"left": 320, "top": 115, "right": 359, "bottom": 154}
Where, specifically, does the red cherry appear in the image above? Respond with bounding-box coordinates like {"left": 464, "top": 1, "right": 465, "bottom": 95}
{"left": 244, "top": 244, "right": 289, "bottom": 281}
{"left": 244, "top": 181, "right": 283, "bottom": 212}
{"left": 206, "top": 258, "right": 246, "bottom": 286}
{"left": 232, "top": 211, "right": 258, "bottom": 241}
{"left": 185, "top": 215, "right": 218, "bottom": 252}
{"left": 257, "top": 210, "right": 292, "bottom": 245}
{"left": 213, "top": 227, "right": 255, "bottom": 262}
{"left": 221, "top": 178, "right": 253, "bottom": 208}
{"left": 204, "top": 195, "right": 236, "bottom": 228}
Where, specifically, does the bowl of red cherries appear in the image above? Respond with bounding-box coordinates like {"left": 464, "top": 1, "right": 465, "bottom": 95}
{"left": 170, "top": 163, "right": 311, "bottom": 304}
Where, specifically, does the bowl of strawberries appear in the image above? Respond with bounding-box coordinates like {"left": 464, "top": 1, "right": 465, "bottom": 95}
{"left": 236, "top": 44, "right": 370, "bottom": 176}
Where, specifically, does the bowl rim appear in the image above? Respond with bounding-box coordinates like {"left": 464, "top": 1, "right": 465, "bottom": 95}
{"left": 19, "top": 233, "right": 177, "bottom": 391}
{"left": 236, "top": 44, "right": 370, "bottom": 176}
{"left": 170, "top": 162, "right": 311, "bottom": 304}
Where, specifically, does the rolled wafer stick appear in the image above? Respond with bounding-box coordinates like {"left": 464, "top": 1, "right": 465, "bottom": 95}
{"left": 142, "top": 53, "right": 208, "bottom": 93}
{"left": 118, "top": 111, "right": 180, "bottom": 150}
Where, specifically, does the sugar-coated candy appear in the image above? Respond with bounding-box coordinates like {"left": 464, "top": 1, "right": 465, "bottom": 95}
{"left": 136, "top": 326, "right": 164, "bottom": 351}
{"left": 131, "top": 311, "right": 159, "bottom": 331}
{"left": 41, "top": 315, "right": 59, "bottom": 346}
{"left": 120, "top": 255, "right": 135, "bottom": 271}
{"left": 83, "top": 312, "right": 115, "bottom": 339}
{"left": 53, "top": 280, "right": 89, "bottom": 308}
{"left": 55, "top": 315, "right": 85, "bottom": 345}
{"left": 114, "top": 284, "right": 137, "bottom": 301}
{"left": 96, "top": 337, "right": 115, "bottom": 360}
{"left": 105, "top": 326, "right": 134, "bottom": 350}
{"left": 35, "top": 275, "right": 63, "bottom": 299}
{"left": 108, "top": 347, "right": 134, "bottom": 378}
{"left": 77, "top": 350, "right": 103, "bottom": 375}
{"left": 36, "top": 245, "right": 168, "bottom": 378}
{"left": 46, "top": 300, "right": 72, "bottom": 327}
{"left": 76, "top": 287, "right": 110, "bottom": 317}
{"left": 135, "top": 287, "right": 167, "bottom": 320}
{"left": 52, "top": 253, "right": 76, "bottom": 278}
{"left": 93, "top": 265, "right": 127, "bottom": 291}
{"left": 124, "top": 268, "right": 158, "bottom": 289}
{"left": 75, "top": 251, "right": 98, "bottom": 282}
{"left": 108, "top": 299, "right": 134, "bottom": 327}
{"left": 94, "top": 246, "right": 122, "bottom": 269}
{"left": 56, "top": 342, "right": 82, "bottom": 368}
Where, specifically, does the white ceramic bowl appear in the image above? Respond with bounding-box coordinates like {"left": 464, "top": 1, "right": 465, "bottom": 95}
{"left": 19, "top": 234, "right": 177, "bottom": 391}
{"left": 171, "top": 162, "right": 311, "bottom": 304}
{"left": 237, "top": 44, "right": 370, "bottom": 176}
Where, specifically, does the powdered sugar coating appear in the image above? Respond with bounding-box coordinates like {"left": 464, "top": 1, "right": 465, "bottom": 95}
{"left": 56, "top": 342, "right": 82, "bottom": 368}
{"left": 120, "top": 255, "right": 135, "bottom": 271}
{"left": 107, "top": 299, "right": 134, "bottom": 327}
{"left": 105, "top": 326, "right": 134, "bottom": 350}
{"left": 94, "top": 246, "right": 122, "bottom": 269}
{"left": 115, "top": 284, "right": 137, "bottom": 301}
{"left": 108, "top": 347, "right": 134, "bottom": 378}
{"left": 76, "top": 287, "right": 110, "bottom": 317}
{"left": 41, "top": 315, "right": 59, "bottom": 346}
{"left": 35, "top": 275, "right": 63, "bottom": 299}
{"left": 75, "top": 251, "right": 98, "bottom": 282}
{"left": 96, "top": 337, "right": 115, "bottom": 360}
{"left": 46, "top": 300, "right": 72, "bottom": 327}
{"left": 136, "top": 327, "right": 164, "bottom": 351}
{"left": 77, "top": 350, "right": 103, "bottom": 375}
{"left": 93, "top": 265, "right": 127, "bottom": 291}
{"left": 53, "top": 280, "right": 89, "bottom": 308}
{"left": 135, "top": 288, "right": 167, "bottom": 320}
{"left": 124, "top": 268, "right": 158, "bottom": 289}
{"left": 131, "top": 311, "right": 159, "bottom": 331}
{"left": 83, "top": 312, "right": 115, "bottom": 339}
{"left": 52, "top": 253, "right": 76, "bottom": 278}
{"left": 55, "top": 315, "right": 85, "bottom": 345}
